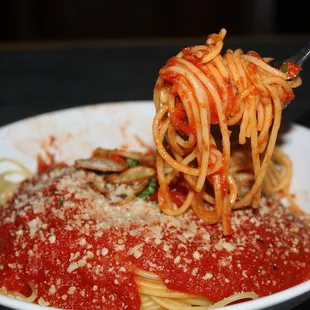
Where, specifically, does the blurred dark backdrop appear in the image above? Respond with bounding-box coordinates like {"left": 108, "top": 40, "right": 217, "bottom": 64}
{"left": 0, "top": 0, "right": 309, "bottom": 42}
{"left": 0, "top": 0, "right": 310, "bottom": 130}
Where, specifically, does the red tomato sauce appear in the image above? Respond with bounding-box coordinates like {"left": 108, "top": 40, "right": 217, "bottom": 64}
{"left": 170, "top": 102, "right": 196, "bottom": 137}
{"left": 0, "top": 167, "right": 309, "bottom": 309}
{"left": 247, "top": 51, "right": 263, "bottom": 60}
{"left": 283, "top": 62, "right": 301, "bottom": 80}
{"left": 37, "top": 154, "right": 66, "bottom": 174}
{"left": 107, "top": 152, "right": 124, "bottom": 163}
{"left": 168, "top": 176, "right": 188, "bottom": 207}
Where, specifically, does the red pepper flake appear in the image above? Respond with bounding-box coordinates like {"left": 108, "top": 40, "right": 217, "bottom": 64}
{"left": 170, "top": 102, "right": 196, "bottom": 137}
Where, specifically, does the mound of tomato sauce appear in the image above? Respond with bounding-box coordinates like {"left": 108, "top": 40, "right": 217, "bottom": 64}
{"left": 0, "top": 166, "right": 309, "bottom": 309}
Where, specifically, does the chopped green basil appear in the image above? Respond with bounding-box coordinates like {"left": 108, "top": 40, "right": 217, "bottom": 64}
{"left": 59, "top": 199, "right": 65, "bottom": 205}
{"left": 138, "top": 177, "right": 157, "bottom": 199}
{"left": 148, "top": 177, "right": 157, "bottom": 188}
{"left": 127, "top": 159, "right": 140, "bottom": 168}
{"left": 280, "top": 63, "right": 288, "bottom": 73}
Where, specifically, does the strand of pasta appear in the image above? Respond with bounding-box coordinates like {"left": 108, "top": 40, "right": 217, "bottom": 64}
{"left": 0, "top": 283, "right": 37, "bottom": 303}
{"left": 0, "top": 158, "right": 32, "bottom": 204}
{"left": 135, "top": 269, "right": 258, "bottom": 309}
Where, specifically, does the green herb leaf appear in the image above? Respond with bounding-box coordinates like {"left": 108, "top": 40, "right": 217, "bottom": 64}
{"left": 280, "top": 63, "right": 288, "bottom": 73}
{"left": 127, "top": 159, "right": 140, "bottom": 168}
{"left": 59, "top": 199, "right": 65, "bottom": 205}
{"left": 138, "top": 177, "right": 157, "bottom": 199}
{"left": 138, "top": 187, "right": 155, "bottom": 199}
{"left": 148, "top": 177, "right": 157, "bottom": 188}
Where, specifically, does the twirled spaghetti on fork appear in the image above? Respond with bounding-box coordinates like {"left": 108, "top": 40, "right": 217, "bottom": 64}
{"left": 153, "top": 28, "right": 301, "bottom": 235}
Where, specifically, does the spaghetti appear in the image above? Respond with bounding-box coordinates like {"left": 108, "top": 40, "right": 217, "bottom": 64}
{"left": 135, "top": 270, "right": 258, "bottom": 309}
{"left": 0, "top": 158, "right": 31, "bottom": 204}
{"left": 153, "top": 28, "right": 301, "bottom": 235}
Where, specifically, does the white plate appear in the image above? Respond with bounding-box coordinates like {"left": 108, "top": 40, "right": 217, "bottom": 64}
{"left": 0, "top": 101, "right": 309, "bottom": 310}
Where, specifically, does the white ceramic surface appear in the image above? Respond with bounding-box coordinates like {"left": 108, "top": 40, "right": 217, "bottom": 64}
{"left": 0, "top": 101, "right": 309, "bottom": 310}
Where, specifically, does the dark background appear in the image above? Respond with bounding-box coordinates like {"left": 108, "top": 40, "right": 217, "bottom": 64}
{"left": 0, "top": 1, "right": 310, "bottom": 309}
{"left": 1, "top": 0, "right": 310, "bottom": 41}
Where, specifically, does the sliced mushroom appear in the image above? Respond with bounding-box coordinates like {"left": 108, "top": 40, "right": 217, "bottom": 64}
{"left": 91, "top": 177, "right": 148, "bottom": 195}
{"left": 131, "top": 179, "right": 149, "bottom": 194}
{"left": 75, "top": 157, "right": 127, "bottom": 172}
{"left": 89, "top": 171, "right": 150, "bottom": 206}
{"left": 122, "top": 151, "right": 147, "bottom": 162}
{"left": 114, "top": 150, "right": 155, "bottom": 162}
{"left": 105, "top": 166, "right": 155, "bottom": 184}
{"left": 89, "top": 179, "right": 109, "bottom": 195}
{"left": 115, "top": 150, "right": 143, "bottom": 159}
{"left": 110, "top": 193, "right": 136, "bottom": 206}
{"left": 93, "top": 148, "right": 155, "bottom": 163}
{"left": 93, "top": 148, "right": 141, "bottom": 160}
{"left": 90, "top": 180, "right": 136, "bottom": 205}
